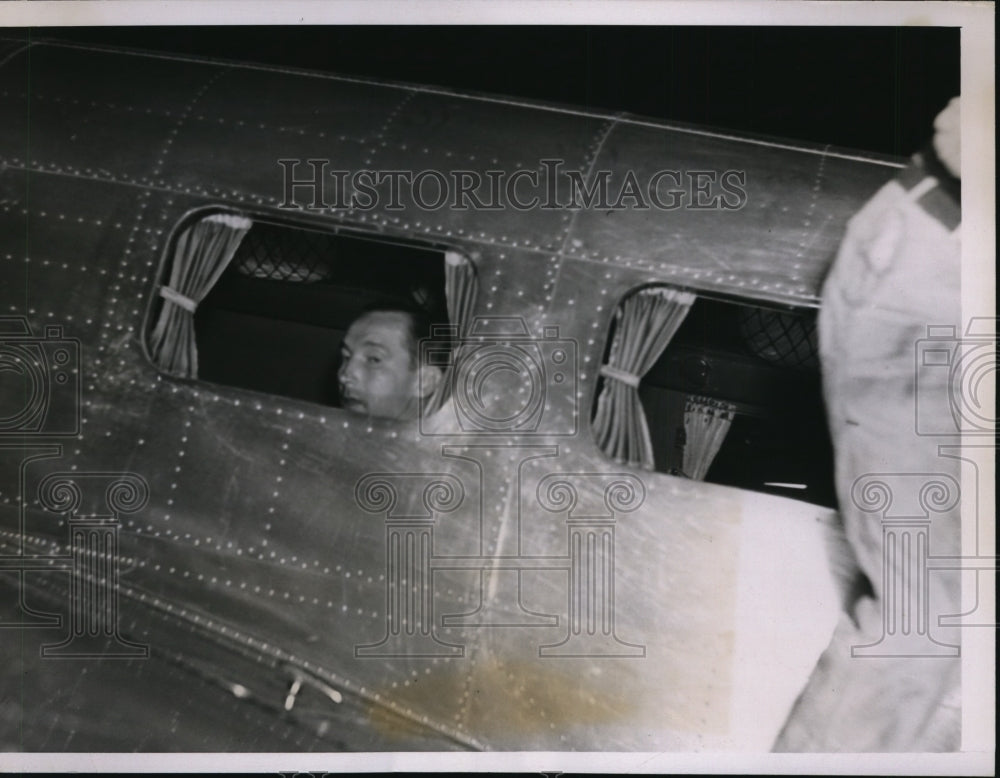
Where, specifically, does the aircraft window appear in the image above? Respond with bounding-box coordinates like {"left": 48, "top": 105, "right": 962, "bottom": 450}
{"left": 593, "top": 287, "right": 835, "bottom": 507}
{"left": 147, "top": 212, "right": 471, "bottom": 411}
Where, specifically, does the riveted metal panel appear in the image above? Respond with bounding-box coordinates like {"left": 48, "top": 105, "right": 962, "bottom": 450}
{"left": 564, "top": 121, "right": 896, "bottom": 306}
{"left": 0, "top": 37, "right": 30, "bottom": 66}
{"left": 160, "top": 65, "right": 417, "bottom": 200}
{"left": 1, "top": 172, "right": 144, "bottom": 348}
{"left": 1, "top": 45, "right": 223, "bottom": 187}
{"left": 366, "top": 91, "right": 615, "bottom": 253}
{"left": 0, "top": 48, "right": 30, "bottom": 164}
{"left": 13, "top": 44, "right": 220, "bottom": 117}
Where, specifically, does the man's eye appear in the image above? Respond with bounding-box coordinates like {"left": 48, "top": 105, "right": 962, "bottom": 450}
{"left": 367, "top": 356, "right": 382, "bottom": 365}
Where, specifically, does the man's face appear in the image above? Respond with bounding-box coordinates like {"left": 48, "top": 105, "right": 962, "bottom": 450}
{"left": 338, "top": 311, "right": 421, "bottom": 421}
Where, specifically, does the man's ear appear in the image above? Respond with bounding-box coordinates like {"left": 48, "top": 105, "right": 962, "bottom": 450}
{"left": 418, "top": 363, "right": 443, "bottom": 400}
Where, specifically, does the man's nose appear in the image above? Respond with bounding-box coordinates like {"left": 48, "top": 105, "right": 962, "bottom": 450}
{"left": 338, "top": 355, "right": 358, "bottom": 385}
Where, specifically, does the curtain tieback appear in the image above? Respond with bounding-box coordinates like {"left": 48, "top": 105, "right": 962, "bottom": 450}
{"left": 599, "top": 365, "right": 641, "bottom": 388}
{"left": 159, "top": 285, "right": 198, "bottom": 313}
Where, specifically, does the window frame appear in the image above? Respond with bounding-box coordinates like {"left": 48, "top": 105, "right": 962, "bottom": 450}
{"left": 142, "top": 205, "right": 476, "bottom": 418}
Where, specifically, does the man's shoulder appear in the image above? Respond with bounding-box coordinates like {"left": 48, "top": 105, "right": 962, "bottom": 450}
{"left": 418, "top": 397, "right": 460, "bottom": 437}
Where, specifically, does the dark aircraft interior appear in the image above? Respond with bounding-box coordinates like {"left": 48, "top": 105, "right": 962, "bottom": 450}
{"left": 636, "top": 297, "right": 834, "bottom": 506}
{"left": 194, "top": 220, "right": 447, "bottom": 408}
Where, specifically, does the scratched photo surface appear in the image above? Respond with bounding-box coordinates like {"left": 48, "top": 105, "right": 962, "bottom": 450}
{"left": 0, "top": 19, "right": 991, "bottom": 767}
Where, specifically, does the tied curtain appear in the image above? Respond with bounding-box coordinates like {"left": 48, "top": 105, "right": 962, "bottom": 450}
{"left": 424, "top": 250, "right": 477, "bottom": 415}
{"left": 682, "top": 396, "right": 737, "bottom": 480}
{"left": 593, "top": 286, "right": 695, "bottom": 469}
{"left": 149, "top": 213, "right": 252, "bottom": 378}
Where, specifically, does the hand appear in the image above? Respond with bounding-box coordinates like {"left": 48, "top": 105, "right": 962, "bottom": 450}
{"left": 932, "top": 96, "right": 960, "bottom": 178}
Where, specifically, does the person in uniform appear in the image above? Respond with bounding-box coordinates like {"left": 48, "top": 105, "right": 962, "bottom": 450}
{"left": 775, "top": 97, "right": 963, "bottom": 751}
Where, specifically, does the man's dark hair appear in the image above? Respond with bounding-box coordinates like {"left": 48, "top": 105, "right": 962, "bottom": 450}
{"left": 357, "top": 299, "right": 444, "bottom": 367}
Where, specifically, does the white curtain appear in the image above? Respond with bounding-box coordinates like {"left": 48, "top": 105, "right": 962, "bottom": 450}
{"left": 682, "top": 395, "right": 737, "bottom": 480}
{"left": 149, "top": 213, "right": 252, "bottom": 378}
{"left": 424, "top": 251, "right": 477, "bottom": 415}
{"left": 593, "top": 286, "right": 695, "bottom": 469}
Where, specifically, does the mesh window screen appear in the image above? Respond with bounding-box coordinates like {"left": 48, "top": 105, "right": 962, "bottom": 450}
{"left": 738, "top": 307, "right": 819, "bottom": 369}
{"left": 232, "top": 223, "right": 335, "bottom": 283}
